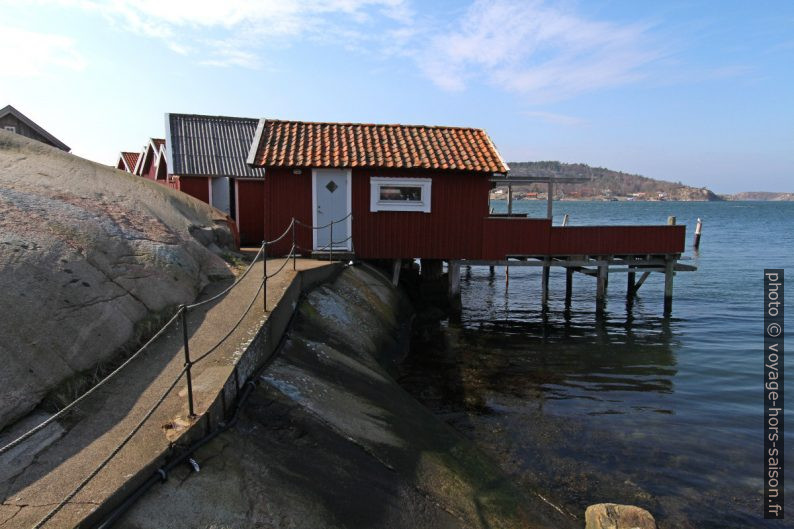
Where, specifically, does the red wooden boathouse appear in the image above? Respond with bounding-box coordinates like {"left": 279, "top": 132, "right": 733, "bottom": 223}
{"left": 245, "top": 119, "right": 685, "bottom": 260}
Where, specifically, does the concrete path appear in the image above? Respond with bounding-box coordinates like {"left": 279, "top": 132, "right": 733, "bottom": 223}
{"left": 0, "top": 257, "right": 330, "bottom": 529}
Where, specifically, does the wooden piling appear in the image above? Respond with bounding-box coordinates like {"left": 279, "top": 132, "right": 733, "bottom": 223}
{"left": 627, "top": 266, "right": 636, "bottom": 299}
{"left": 596, "top": 264, "right": 608, "bottom": 313}
{"left": 565, "top": 267, "right": 573, "bottom": 306}
{"left": 561, "top": 213, "right": 569, "bottom": 226}
{"left": 667, "top": 215, "right": 676, "bottom": 225}
{"left": 664, "top": 257, "right": 674, "bottom": 314}
{"left": 541, "top": 258, "right": 550, "bottom": 309}
{"left": 448, "top": 260, "right": 462, "bottom": 312}
{"left": 693, "top": 218, "right": 702, "bottom": 250}
{"left": 391, "top": 259, "right": 402, "bottom": 287}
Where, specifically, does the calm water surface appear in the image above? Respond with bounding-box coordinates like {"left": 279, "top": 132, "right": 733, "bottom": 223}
{"left": 399, "top": 201, "right": 793, "bottom": 529}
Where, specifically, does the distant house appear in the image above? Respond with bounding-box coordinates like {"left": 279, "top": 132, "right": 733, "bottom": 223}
{"left": 165, "top": 113, "right": 266, "bottom": 234}
{"left": 0, "top": 105, "right": 70, "bottom": 151}
{"left": 133, "top": 138, "right": 168, "bottom": 182}
{"left": 116, "top": 151, "right": 139, "bottom": 172}
{"left": 246, "top": 119, "right": 510, "bottom": 254}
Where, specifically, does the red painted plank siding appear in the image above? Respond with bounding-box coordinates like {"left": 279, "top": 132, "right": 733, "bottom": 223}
{"left": 351, "top": 168, "right": 491, "bottom": 259}
{"left": 262, "top": 169, "right": 313, "bottom": 255}
{"left": 548, "top": 225, "right": 686, "bottom": 255}
{"left": 481, "top": 218, "right": 551, "bottom": 259}
{"left": 236, "top": 180, "right": 265, "bottom": 246}
{"left": 179, "top": 176, "right": 210, "bottom": 204}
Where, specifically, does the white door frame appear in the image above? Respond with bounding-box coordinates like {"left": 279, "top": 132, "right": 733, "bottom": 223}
{"left": 311, "top": 168, "right": 352, "bottom": 251}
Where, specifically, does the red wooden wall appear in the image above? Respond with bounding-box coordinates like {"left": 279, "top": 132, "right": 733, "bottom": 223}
{"left": 180, "top": 176, "right": 210, "bottom": 204}
{"left": 351, "top": 168, "right": 491, "bottom": 259}
{"left": 236, "top": 180, "right": 265, "bottom": 246}
{"left": 482, "top": 218, "right": 551, "bottom": 259}
{"left": 235, "top": 167, "right": 686, "bottom": 258}
{"left": 262, "top": 169, "right": 313, "bottom": 255}
{"left": 481, "top": 218, "right": 685, "bottom": 258}
{"left": 547, "top": 225, "right": 685, "bottom": 255}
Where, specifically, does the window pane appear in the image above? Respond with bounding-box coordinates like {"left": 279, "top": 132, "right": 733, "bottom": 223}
{"left": 379, "top": 185, "right": 422, "bottom": 201}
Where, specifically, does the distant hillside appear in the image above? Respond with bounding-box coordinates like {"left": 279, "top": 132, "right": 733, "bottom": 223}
{"left": 498, "top": 161, "right": 721, "bottom": 201}
{"left": 722, "top": 191, "right": 794, "bottom": 201}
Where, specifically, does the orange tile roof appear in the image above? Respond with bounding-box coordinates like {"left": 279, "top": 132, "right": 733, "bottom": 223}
{"left": 248, "top": 120, "right": 508, "bottom": 173}
{"left": 121, "top": 151, "right": 139, "bottom": 171}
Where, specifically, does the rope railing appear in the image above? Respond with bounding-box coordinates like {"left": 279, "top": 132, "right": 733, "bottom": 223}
{"left": 3, "top": 213, "right": 353, "bottom": 527}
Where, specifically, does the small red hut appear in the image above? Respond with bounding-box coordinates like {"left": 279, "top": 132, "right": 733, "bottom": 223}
{"left": 246, "top": 119, "right": 511, "bottom": 256}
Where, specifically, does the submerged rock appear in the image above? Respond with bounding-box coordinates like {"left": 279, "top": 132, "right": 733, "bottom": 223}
{"left": 584, "top": 503, "right": 656, "bottom": 529}
{"left": 0, "top": 131, "right": 235, "bottom": 431}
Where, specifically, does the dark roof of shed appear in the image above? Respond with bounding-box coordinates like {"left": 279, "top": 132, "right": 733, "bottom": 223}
{"left": 246, "top": 119, "right": 509, "bottom": 173}
{"left": 165, "top": 113, "right": 266, "bottom": 178}
{"left": 0, "top": 105, "right": 70, "bottom": 151}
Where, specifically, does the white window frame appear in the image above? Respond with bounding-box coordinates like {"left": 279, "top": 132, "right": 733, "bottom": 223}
{"left": 4, "top": 126, "right": 16, "bottom": 133}
{"left": 370, "top": 177, "right": 432, "bottom": 213}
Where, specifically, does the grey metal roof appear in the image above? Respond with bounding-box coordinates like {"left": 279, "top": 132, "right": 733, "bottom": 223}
{"left": 165, "top": 113, "right": 266, "bottom": 178}
{"left": 0, "top": 105, "right": 70, "bottom": 151}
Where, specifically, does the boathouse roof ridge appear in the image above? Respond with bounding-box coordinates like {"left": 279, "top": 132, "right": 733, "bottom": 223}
{"left": 166, "top": 112, "right": 266, "bottom": 178}
{"left": 247, "top": 118, "right": 510, "bottom": 173}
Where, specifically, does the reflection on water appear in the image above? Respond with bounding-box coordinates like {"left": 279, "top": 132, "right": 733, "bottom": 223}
{"left": 399, "top": 201, "right": 794, "bottom": 529}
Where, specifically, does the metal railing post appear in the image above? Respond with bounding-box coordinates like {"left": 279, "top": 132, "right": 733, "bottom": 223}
{"left": 262, "top": 241, "right": 268, "bottom": 312}
{"left": 291, "top": 218, "right": 296, "bottom": 270}
{"left": 329, "top": 220, "right": 334, "bottom": 261}
{"left": 180, "top": 305, "right": 196, "bottom": 417}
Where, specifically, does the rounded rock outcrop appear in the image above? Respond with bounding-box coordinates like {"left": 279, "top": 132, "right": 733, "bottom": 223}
{"left": 0, "top": 131, "right": 235, "bottom": 431}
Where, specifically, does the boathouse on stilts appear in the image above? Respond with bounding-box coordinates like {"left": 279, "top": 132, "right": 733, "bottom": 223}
{"left": 245, "top": 119, "right": 694, "bottom": 315}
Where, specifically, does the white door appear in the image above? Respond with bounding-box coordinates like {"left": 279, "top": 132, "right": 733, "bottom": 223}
{"left": 211, "top": 177, "right": 231, "bottom": 215}
{"left": 313, "top": 169, "right": 350, "bottom": 250}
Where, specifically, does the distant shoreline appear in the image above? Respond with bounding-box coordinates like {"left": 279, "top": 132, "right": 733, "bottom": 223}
{"left": 488, "top": 195, "right": 794, "bottom": 202}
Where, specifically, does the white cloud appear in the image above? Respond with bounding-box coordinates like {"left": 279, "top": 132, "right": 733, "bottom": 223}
{"left": 0, "top": 25, "right": 86, "bottom": 77}
{"left": 417, "top": 0, "right": 662, "bottom": 101}
{"left": 47, "top": 0, "right": 413, "bottom": 68}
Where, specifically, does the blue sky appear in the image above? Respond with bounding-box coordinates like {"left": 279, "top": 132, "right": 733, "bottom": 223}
{"left": 1, "top": 0, "right": 791, "bottom": 193}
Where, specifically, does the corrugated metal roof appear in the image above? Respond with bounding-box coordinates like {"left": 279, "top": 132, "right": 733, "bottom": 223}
{"left": 166, "top": 113, "right": 266, "bottom": 178}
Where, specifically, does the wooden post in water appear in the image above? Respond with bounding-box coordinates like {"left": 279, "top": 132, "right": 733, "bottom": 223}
{"left": 627, "top": 265, "right": 636, "bottom": 300}
{"left": 507, "top": 183, "right": 513, "bottom": 215}
{"left": 541, "top": 257, "right": 550, "bottom": 310}
{"left": 561, "top": 213, "right": 569, "bottom": 226}
{"left": 667, "top": 215, "right": 676, "bottom": 225}
{"left": 693, "top": 218, "right": 703, "bottom": 250}
{"left": 391, "top": 259, "right": 402, "bottom": 287}
{"left": 448, "top": 260, "right": 462, "bottom": 312}
{"left": 664, "top": 256, "right": 675, "bottom": 314}
{"left": 565, "top": 267, "right": 573, "bottom": 307}
{"left": 596, "top": 263, "right": 608, "bottom": 313}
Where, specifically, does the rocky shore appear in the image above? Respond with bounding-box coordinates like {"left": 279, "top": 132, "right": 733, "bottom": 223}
{"left": 115, "top": 265, "right": 578, "bottom": 529}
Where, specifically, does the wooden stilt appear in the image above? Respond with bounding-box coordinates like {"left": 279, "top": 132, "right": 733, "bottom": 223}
{"left": 391, "top": 259, "right": 401, "bottom": 287}
{"left": 627, "top": 266, "right": 636, "bottom": 299}
{"left": 565, "top": 267, "right": 573, "bottom": 306}
{"left": 541, "top": 258, "right": 550, "bottom": 310}
{"left": 664, "top": 257, "right": 675, "bottom": 314}
{"left": 596, "top": 264, "right": 607, "bottom": 313}
{"left": 448, "top": 260, "right": 462, "bottom": 313}
{"left": 448, "top": 261, "right": 461, "bottom": 297}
